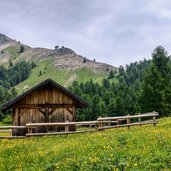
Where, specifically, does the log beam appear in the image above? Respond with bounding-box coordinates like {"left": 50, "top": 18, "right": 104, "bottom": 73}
{"left": 45, "top": 108, "right": 49, "bottom": 122}
{"left": 18, "top": 108, "right": 29, "bottom": 118}
{"left": 49, "top": 108, "right": 55, "bottom": 116}
{"left": 66, "top": 108, "right": 73, "bottom": 115}
{"left": 39, "top": 109, "right": 45, "bottom": 115}
{"left": 14, "top": 104, "right": 74, "bottom": 109}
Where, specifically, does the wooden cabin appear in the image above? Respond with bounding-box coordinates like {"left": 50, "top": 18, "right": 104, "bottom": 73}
{"left": 1, "top": 78, "right": 88, "bottom": 136}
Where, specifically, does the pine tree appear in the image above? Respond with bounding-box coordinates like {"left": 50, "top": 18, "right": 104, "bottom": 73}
{"left": 20, "top": 45, "right": 25, "bottom": 53}
{"left": 91, "top": 95, "right": 103, "bottom": 119}
{"left": 9, "top": 60, "right": 13, "bottom": 67}
{"left": 102, "top": 78, "right": 110, "bottom": 89}
{"left": 108, "top": 70, "right": 114, "bottom": 79}
{"left": 108, "top": 98, "right": 117, "bottom": 116}
{"left": 10, "top": 87, "right": 17, "bottom": 98}
{"left": 54, "top": 46, "right": 59, "bottom": 51}
{"left": 38, "top": 70, "right": 42, "bottom": 77}
{"left": 140, "top": 46, "right": 171, "bottom": 116}
{"left": 119, "top": 65, "right": 124, "bottom": 76}
{"left": 140, "top": 65, "right": 164, "bottom": 114}
{"left": 83, "top": 57, "right": 87, "bottom": 63}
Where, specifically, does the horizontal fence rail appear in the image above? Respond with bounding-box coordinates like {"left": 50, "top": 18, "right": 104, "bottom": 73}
{"left": 97, "top": 111, "right": 159, "bottom": 130}
{"left": 97, "top": 112, "right": 159, "bottom": 121}
{"left": 26, "top": 121, "right": 98, "bottom": 127}
{"left": 26, "top": 121, "right": 98, "bottom": 136}
{"left": 0, "top": 111, "right": 159, "bottom": 138}
{"left": 0, "top": 126, "right": 26, "bottom": 129}
{"left": 0, "top": 126, "right": 26, "bottom": 138}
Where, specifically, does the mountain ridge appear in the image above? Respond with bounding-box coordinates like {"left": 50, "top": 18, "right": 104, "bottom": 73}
{"left": 0, "top": 33, "right": 117, "bottom": 92}
{"left": 0, "top": 33, "right": 14, "bottom": 44}
{"left": 0, "top": 33, "right": 116, "bottom": 71}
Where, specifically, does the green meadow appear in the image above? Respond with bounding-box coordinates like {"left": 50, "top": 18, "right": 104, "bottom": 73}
{"left": 0, "top": 117, "right": 171, "bottom": 170}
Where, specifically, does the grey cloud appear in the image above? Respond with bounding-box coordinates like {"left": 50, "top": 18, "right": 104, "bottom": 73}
{"left": 1, "top": 0, "right": 171, "bottom": 66}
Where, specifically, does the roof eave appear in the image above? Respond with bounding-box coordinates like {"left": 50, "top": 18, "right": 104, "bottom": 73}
{"left": 1, "top": 78, "right": 89, "bottom": 112}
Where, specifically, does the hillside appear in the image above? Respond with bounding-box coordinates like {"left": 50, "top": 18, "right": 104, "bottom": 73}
{"left": 0, "top": 33, "right": 117, "bottom": 92}
{"left": 0, "top": 117, "right": 170, "bottom": 170}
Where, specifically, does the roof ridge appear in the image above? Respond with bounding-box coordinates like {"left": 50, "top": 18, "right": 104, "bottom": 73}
{"left": 1, "top": 79, "right": 89, "bottom": 111}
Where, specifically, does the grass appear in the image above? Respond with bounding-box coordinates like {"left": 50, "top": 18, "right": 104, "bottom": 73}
{"left": 0, "top": 117, "right": 171, "bottom": 170}
{"left": 4, "top": 46, "right": 20, "bottom": 60}
{"left": 15, "top": 59, "right": 109, "bottom": 94}
{"left": 2, "top": 44, "right": 115, "bottom": 93}
{"left": 2, "top": 46, "right": 112, "bottom": 93}
{"left": 0, "top": 115, "right": 12, "bottom": 126}
{"left": 0, "top": 121, "right": 8, "bottom": 126}
{"left": 75, "top": 68, "right": 107, "bottom": 84}
{"left": 15, "top": 59, "right": 71, "bottom": 93}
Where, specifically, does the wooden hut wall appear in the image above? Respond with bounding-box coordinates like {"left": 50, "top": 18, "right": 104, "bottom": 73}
{"left": 12, "top": 85, "right": 76, "bottom": 135}
{"left": 16, "top": 85, "right": 73, "bottom": 105}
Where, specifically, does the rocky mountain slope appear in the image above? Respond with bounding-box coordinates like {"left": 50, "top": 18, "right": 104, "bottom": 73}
{"left": 0, "top": 33, "right": 117, "bottom": 92}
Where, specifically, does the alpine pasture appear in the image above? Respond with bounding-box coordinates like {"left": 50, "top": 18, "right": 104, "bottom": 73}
{"left": 0, "top": 117, "right": 171, "bottom": 170}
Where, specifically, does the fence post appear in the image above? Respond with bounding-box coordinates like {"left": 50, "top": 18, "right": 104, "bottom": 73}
{"left": 28, "top": 127, "right": 32, "bottom": 134}
{"left": 108, "top": 120, "right": 111, "bottom": 126}
{"left": 98, "top": 116, "right": 102, "bottom": 128}
{"left": 27, "top": 122, "right": 32, "bottom": 134}
{"left": 138, "top": 113, "right": 141, "bottom": 127}
{"left": 127, "top": 114, "right": 130, "bottom": 129}
{"left": 9, "top": 129, "right": 12, "bottom": 136}
{"left": 153, "top": 111, "right": 156, "bottom": 126}
{"left": 117, "top": 119, "right": 119, "bottom": 127}
{"left": 65, "top": 120, "right": 69, "bottom": 132}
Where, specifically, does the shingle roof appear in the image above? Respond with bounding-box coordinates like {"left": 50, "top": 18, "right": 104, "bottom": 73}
{"left": 1, "top": 78, "right": 89, "bottom": 111}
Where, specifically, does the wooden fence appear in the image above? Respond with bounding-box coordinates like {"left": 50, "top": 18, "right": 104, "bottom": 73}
{"left": 0, "top": 126, "right": 26, "bottom": 139}
{"left": 26, "top": 121, "right": 98, "bottom": 137}
{"left": 97, "top": 111, "right": 158, "bottom": 130}
{"left": 0, "top": 111, "right": 159, "bottom": 138}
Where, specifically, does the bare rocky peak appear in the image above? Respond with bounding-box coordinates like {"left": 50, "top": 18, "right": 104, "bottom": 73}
{"left": 55, "top": 46, "right": 75, "bottom": 56}
{"left": 0, "top": 33, "right": 13, "bottom": 44}
{"left": 0, "top": 33, "right": 117, "bottom": 72}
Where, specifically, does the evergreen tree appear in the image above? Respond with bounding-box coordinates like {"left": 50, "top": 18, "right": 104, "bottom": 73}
{"left": 31, "top": 62, "right": 36, "bottom": 68}
{"left": 108, "top": 70, "right": 114, "bottom": 79}
{"left": 9, "top": 60, "right": 13, "bottom": 67}
{"left": 108, "top": 98, "right": 117, "bottom": 116}
{"left": 91, "top": 95, "right": 103, "bottom": 119}
{"left": 140, "top": 66, "right": 164, "bottom": 114}
{"left": 106, "top": 66, "right": 109, "bottom": 71}
{"left": 102, "top": 78, "right": 110, "bottom": 89}
{"left": 10, "top": 87, "right": 17, "bottom": 98}
{"left": 83, "top": 57, "right": 87, "bottom": 63}
{"left": 140, "top": 46, "right": 171, "bottom": 116}
{"left": 119, "top": 65, "right": 124, "bottom": 76}
{"left": 54, "top": 46, "right": 59, "bottom": 51}
{"left": 38, "top": 70, "right": 42, "bottom": 77}
{"left": 20, "top": 45, "right": 25, "bottom": 53}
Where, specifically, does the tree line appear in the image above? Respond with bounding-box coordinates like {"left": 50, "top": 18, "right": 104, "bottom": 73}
{"left": 0, "top": 61, "right": 36, "bottom": 89}
{"left": 0, "top": 46, "right": 170, "bottom": 121}
{"left": 0, "top": 61, "right": 36, "bottom": 120}
{"left": 70, "top": 46, "right": 171, "bottom": 121}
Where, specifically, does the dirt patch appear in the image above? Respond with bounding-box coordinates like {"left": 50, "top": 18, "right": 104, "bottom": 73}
{"left": 64, "top": 73, "right": 77, "bottom": 87}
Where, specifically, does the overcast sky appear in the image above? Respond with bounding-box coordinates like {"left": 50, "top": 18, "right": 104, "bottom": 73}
{"left": 1, "top": 0, "right": 171, "bottom": 67}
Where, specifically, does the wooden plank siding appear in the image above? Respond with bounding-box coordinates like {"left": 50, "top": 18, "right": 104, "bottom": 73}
{"left": 1, "top": 79, "right": 88, "bottom": 136}
{"left": 12, "top": 85, "right": 76, "bottom": 136}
